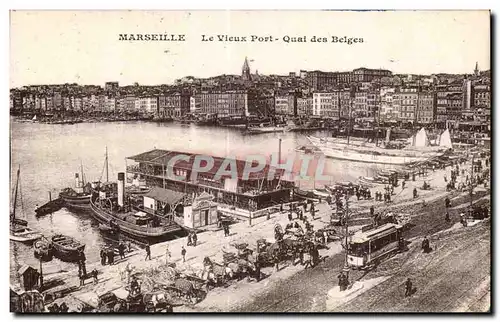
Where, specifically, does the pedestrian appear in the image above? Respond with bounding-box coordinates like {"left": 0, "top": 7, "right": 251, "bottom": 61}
{"left": 79, "top": 250, "right": 87, "bottom": 276}
{"left": 421, "top": 236, "right": 430, "bottom": 253}
{"left": 445, "top": 212, "right": 451, "bottom": 222}
{"left": 370, "top": 205, "right": 374, "bottom": 218}
{"left": 92, "top": 269, "right": 98, "bottom": 285}
{"left": 187, "top": 232, "right": 193, "bottom": 246}
{"left": 412, "top": 173, "right": 415, "bottom": 181}
{"left": 405, "top": 278, "right": 413, "bottom": 297}
{"left": 298, "top": 209, "right": 304, "bottom": 221}
{"left": 118, "top": 242, "right": 125, "bottom": 259}
{"left": 310, "top": 203, "right": 315, "bottom": 219}
{"left": 444, "top": 175, "right": 447, "bottom": 183}
{"left": 445, "top": 197, "right": 450, "bottom": 208}
{"left": 390, "top": 185, "right": 394, "bottom": 195}
{"left": 288, "top": 210, "right": 293, "bottom": 221}
{"left": 181, "top": 246, "right": 186, "bottom": 263}
{"left": 192, "top": 231, "right": 198, "bottom": 247}
{"left": 225, "top": 224, "right": 231, "bottom": 237}
{"left": 145, "top": 244, "right": 151, "bottom": 261}
{"left": 413, "top": 188, "right": 418, "bottom": 199}
{"left": 165, "top": 245, "right": 171, "bottom": 266}
{"left": 127, "top": 242, "right": 132, "bottom": 253}
{"left": 100, "top": 248, "right": 107, "bottom": 266}
{"left": 402, "top": 180, "right": 406, "bottom": 190}
{"left": 79, "top": 270, "right": 85, "bottom": 287}
{"left": 107, "top": 247, "right": 115, "bottom": 265}
{"left": 356, "top": 191, "right": 360, "bottom": 201}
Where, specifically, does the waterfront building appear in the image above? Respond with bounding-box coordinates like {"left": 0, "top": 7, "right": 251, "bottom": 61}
{"left": 54, "top": 92, "right": 63, "bottom": 111}
{"left": 45, "top": 96, "right": 54, "bottom": 112}
{"left": 190, "top": 95, "right": 201, "bottom": 113}
{"left": 393, "top": 88, "right": 418, "bottom": 124}
{"left": 313, "top": 92, "right": 339, "bottom": 119}
{"left": 104, "top": 96, "right": 116, "bottom": 113}
{"left": 72, "top": 96, "right": 83, "bottom": 112}
{"left": 62, "top": 96, "right": 72, "bottom": 111}
{"left": 115, "top": 96, "right": 126, "bottom": 114}
{"left": 296, "top": 96, "right": 313, "bottom": 116}
{"left": 126, "top": 149, "right": 294, "bottom": 215}
{"left": 158, "top": 93, "right": 191, "bottom": 118}
{"left": 416, "top": 92, "right": 436, "bottom": 124}
{"left": 354, "top": 91, "right": 380, "bottom": 119}
{"left": 274, "top": 94, "right": 296, "bottom": 116}
{"left": 199, "top": 91, "right": 248, "bottom": 117}
{"left": 124, "top": 94, "right": 136, "bottom": 114}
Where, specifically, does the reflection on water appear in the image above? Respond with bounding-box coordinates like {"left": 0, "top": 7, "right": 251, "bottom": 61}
{"left": 10, "top": 120, "right": 395, "bottom": 283}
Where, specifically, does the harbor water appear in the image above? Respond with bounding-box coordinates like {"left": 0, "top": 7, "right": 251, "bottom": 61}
{"left": 9, "top": 120, "right": 394, "bottom": 284}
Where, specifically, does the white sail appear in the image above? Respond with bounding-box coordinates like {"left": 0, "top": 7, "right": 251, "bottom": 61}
{"left": 413, "top": 128, "right": 429, "bottom": 147}
{"left": 32, "top": 115, "right": 37, "bottom": 121}
{"left": 439, "top": 129, "right": 453, "bottom": 148}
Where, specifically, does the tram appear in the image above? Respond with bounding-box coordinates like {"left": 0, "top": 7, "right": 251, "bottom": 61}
{"left": 347, "top": 223, "right": 404, "bottom": 269}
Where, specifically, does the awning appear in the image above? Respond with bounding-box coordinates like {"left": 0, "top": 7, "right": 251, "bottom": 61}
{"left": 144, "top": 187, "right": 186, "bottom": 205}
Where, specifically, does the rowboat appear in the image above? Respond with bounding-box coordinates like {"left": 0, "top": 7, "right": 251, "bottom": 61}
{"left": 10, "top": 226, "right": 42, "bottom": 243}
{"left": 51, "top": 234, "right": 85, "bottom": 262}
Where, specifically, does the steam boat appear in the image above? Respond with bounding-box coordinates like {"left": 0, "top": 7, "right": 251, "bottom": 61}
{"left": 89, "top": 172, "right": 183, "bottom": 243}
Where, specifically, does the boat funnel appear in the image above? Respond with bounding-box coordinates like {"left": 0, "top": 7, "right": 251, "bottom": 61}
{"left": 118, "top": 172, "right": 125, "bottom": 207}
{"left": 75, "top": 173, "right": 80, "bottom": 188}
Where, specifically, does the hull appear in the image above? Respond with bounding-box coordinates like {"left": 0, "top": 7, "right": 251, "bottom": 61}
{"left": 10, "top": 231, "right": 42, "bottom": 243}
{"left": 60, "top": 193, "right": 91, "bottom": 210}
{"left": 51, "top": 235, "right": 85, "bottom": 262}
{"left": 89, "top": 197, "right": 182, "bottom": 243}
{"left": 308, "top": 136, "right": 442, "bottom": 165}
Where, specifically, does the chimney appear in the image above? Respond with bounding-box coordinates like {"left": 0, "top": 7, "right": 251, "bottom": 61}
{"left": 117, "top": 172, "right": 125, "bottom": 207}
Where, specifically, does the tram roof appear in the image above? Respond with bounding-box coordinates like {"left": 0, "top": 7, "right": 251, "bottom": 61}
{"left": 350, "top": 223, "right": 402, "bottom": 244}
{"left": 127, "top": 149, "right": 286, "bottom": 180}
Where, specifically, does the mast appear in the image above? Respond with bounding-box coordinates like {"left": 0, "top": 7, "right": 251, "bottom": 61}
{"left": 105, "top": 146, "right": 109, "bottom": 183}
{"left": 12, "top": 165, "right": 20, "bottom": 219}
{"left": 80, "top": 161, "right": 85, "bottom": 186}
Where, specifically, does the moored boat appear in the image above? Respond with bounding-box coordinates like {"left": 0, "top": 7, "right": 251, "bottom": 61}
{"left": 10, "top": 165, "right": 42, "bottom": 243}
{"left": 59, "top": 164, "right": 92, "bottom": 210}
{"left": 51, "top": 234, "right": 85, "bottom": 262}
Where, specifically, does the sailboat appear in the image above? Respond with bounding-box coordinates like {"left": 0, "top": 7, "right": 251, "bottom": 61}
{"left": 308, "top": 100, "right": 449, "bottom": 165}
{"left": 59, "top": 161, "right": 92, "bottom": 210}
{"left": 32, "top": 115, "right": 37, "bottom": 122}
{"left": 10, "top": 166, "right": 43, "bottom": 243}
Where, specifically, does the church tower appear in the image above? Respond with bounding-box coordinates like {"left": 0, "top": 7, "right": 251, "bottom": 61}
{"left": 474, "top": 62, "right": 479, "bottom": 76}
{"left": 242, "top": 57, "right": 252, "bottom": 81}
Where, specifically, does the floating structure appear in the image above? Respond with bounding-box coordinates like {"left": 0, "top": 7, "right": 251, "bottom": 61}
{"left": 59, "top": 164, "right": 92, "bottom": 211}
{"left": 125, "top": 149, "right": 295, "bottom": 218}
{"left": 51, "top": 234, "right": 85, "bottom": 262}
{"left": 308, "top": 128, "right": 450, "bottom": 165}
{"left": 10, "top": 166, "right": 42, "bottom": 243}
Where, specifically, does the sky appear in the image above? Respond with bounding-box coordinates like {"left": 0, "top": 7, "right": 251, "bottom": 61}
{"left": 9, "top": 10, "right": 491, "bottom": 88}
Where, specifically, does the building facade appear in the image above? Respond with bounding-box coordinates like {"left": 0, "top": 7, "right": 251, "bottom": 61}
{"left": 313, "top": 92, "right": 339, "bottom": 119}
{"left": 199, "top": 91, "right": 248, "bottom": 117}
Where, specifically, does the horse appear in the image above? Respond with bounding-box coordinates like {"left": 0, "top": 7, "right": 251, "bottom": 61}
{"left": 143, "top": 292, "right": 173, "bottom": 312}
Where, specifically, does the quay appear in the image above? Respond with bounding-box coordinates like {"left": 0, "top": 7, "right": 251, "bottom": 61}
{"left": 12, "top": 150, "right": 490, "bottom": 312}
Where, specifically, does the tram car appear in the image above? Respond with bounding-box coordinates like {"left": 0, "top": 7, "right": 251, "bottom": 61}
{"left": 347, "top": 223, "right": 404, "bottom": 269}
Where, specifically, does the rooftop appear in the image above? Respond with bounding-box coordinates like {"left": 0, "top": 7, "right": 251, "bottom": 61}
{"left": 128, "top": 149, "right": 285, "bottom": 180}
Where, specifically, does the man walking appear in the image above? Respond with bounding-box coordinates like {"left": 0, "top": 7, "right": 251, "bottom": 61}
{"left": 192, "top": 231, "right": 198, "bottom": 247}
{"left": 405, "top": 278, "right": 413, "bottom": 297}
{"left": 165, "top": 245, "right": 171, "bottom": 266}
{"left": 145, "top": 243, "right": 151, "bottom": 261}
{"left": 181, "top": 246, "right": 187, "bottom": 263}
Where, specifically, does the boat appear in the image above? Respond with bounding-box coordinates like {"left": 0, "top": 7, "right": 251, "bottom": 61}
{"left": 245, "top": 125, "right": 287, "bottom": 135}
{"left": 308, "top": 131, "right": 448, "bottom": 165}
{"left": 51, "top": 234, "right": 85, "bottom": 261}
{"left": 359, "top": 176, "right": 390, "bottom": 186}
{"left": 33, "top": 237, "right": 54, "bottom": 261}
{"left": 10, "top": 166, "right": 42, "bottom": 243}
{"left": 59, "top": 162, "right": 92, "bottom": 210}
{"left": 89, "top": 152, "right": 182, "bottom": 243}
{"left": 35, "top": 194, "right": 64, "bottom": 217}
